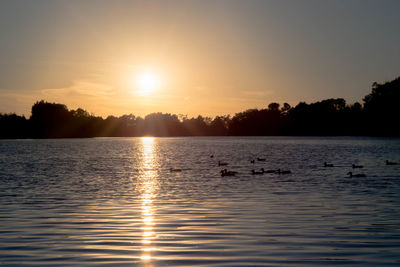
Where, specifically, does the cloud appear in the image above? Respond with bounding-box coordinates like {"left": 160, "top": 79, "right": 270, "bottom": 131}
{"left": 41, "top": 80, "right": 114, "bottom": 98}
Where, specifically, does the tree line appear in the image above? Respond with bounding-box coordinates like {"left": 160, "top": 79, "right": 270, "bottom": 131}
{"left": 1, "top": 76, "right": 399, "bottom": 138}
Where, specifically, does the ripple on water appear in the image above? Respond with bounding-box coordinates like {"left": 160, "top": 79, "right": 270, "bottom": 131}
{"left": 0, "top": 137, "right": 400, "bottom": 266}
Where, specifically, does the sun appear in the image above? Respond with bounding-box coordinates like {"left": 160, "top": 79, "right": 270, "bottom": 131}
{"left": 136, "top": 71, "right": 160, "bottom": 96}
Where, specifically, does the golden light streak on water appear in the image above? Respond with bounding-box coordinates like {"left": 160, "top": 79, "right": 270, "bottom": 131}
{"left": 139, "top": 137, "right": 157, "bottom": 266}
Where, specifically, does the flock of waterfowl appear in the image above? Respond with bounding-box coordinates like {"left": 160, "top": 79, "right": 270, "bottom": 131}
{"left": 216, "top": 157, "right": 293, "bottom": 177}
{"left": 323, "top": 160, "right": 399, "bottom": 178}
{"left": 169, "top": 155, "right": 398, "bottom": 178}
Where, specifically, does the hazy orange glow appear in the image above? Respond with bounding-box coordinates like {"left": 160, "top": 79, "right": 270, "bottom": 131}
{"left": 1, "top": 2, "right": 398, "bottom": 119}
{"left": 136, "top": 71, "right": 160, "bottom": 96}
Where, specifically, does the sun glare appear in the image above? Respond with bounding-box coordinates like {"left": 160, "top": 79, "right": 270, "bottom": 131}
{"left": 136, "top": 72, "right": 160, "bottom": 96}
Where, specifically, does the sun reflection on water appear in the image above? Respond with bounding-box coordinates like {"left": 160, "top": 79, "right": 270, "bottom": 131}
{"left": 139, "top": 137, "right": 157, "bottom": 265}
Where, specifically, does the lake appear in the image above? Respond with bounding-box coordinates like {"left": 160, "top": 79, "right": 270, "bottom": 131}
{"left": 0, "top": 137, "right": 400, "bottom": 266}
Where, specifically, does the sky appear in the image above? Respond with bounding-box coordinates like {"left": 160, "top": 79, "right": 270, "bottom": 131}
{"left": 0, "top": 0, "right": 399, "bottom": 118}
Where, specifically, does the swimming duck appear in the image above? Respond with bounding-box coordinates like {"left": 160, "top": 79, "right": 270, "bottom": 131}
{"left": 170, "top": 168, "right": 182, "bottom": 172}
{"left": 257, "top": 158, "right": 266, "bottom": 161}
{"left": 324, "top": 162, "right": 334, "bottom": 167}
{"left": 218, "top": 161, "right": 228, "bottom": 166}
{"left": 347, "top": 172, "right": 366, "bottom": 178}
{"left": 251, "top": 169, "right": 264, "bottom": 175}
{"left": 250, "top": 160, "right": 255, "bottom": 164}
{"left": 210, "top": 155, "right": 214, "bottom": 158}
{"left": 221, "top": 169, "right": 237, "bottom": 177}
{"left": 386, "top": 160, "right": 398, "bottom": 165}
{"left": 352, "top": 164, "right": 363, "bottom": 169}
{"left": 276, "top": 169, "right": 291, "bottom": 174}
{"left": 261, "top": 168, "right": 277, "bottom": 173}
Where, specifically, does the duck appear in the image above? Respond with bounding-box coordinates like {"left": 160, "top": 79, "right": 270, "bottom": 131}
{"left": 250, "top": 160, "right": 255, "bottom": 164}
{"left": 218, "top": 160, "right": 228, "bottom": 166}
{"left": 352, "top": 164, "right": 363, "bottom": 169}
{"left": 324, "top": 162, "right": 334, "bottom": 167}
{"left": 386, "top": 160, "right": 398, "bottom": 165}
{"left": 221, "top": 169, "right": 237, "bottom": 177}
{"left": 169, "top": 168, "right": 182, "bottom": 172}
{"left": 347, "top": 172, "right": 366, "bottom": 178}
{"left": 210, "top": 155, "right": 214, "bottom": 158}
{"left": 251, "top": 169, "right": 264, "bottom": 175}
{"left": 257, "top": 158, "right": 266, "bottom": 161}
{"left": 276, "top": 169, "right": 291, "bottom": 175}
{"left": 261, "top": 168, "right": 277, "bottom": 173}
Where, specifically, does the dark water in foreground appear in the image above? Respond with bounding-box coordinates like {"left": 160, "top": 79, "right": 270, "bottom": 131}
{"left": 0, "top": 137, "right": 399, "bottom": 266}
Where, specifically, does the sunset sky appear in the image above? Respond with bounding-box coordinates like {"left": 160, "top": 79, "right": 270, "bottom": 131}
{"left": 1, "top": 0, "right": 399, "bottom": 118}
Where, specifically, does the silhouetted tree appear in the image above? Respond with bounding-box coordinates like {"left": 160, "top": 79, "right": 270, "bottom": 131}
{"left": 268, "top": 102, "right": 280, "bottom": 112}
{"left": 143, "top": 113, "right": 182, "bottom": 136}
{"left": 1, "top": 75, "right": 399, "bottom": 138}
{"left": 363, "top": 77, "right": 400, "bottom": 135}
{"left": 0, "top": 113, "right": 28, "bottom": 138}
{"left": 281, "top": 103, "right": 291, "bottom": 115}
{"left": 30, "top": 100, "right": 73, "bottom": 138}
{"left": 209, "top": 116, "right": 229, "bottom": 136}
{"left": 182, "top": 116, "right": 209, "bottom": 136}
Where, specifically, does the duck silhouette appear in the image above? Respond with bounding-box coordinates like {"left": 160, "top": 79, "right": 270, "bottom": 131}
{"left": 276, "top": 169, "right": 291, "bottom": 174}
{"left": 251, "top": 169, "right": 264, "bottom": 175}
{"left": 324, "top": 162, "right": 334, "bottom": 167}
{"left": 257, "top": 158, "right": 266, "bottom": 162}
{"left": 169, "top": 168, "right": 182, "bottom": 172}
{"left": 261, "top": 168, "right": 277, "bottom": 173}
{"left": 347, "top": 172, "right": 366, "bottom": 177}
{"left": 221, "top": 169, "right": 237, "bottom": 177}
{"left": 250, "top": 160, "right": 255, "bottom": 164}
{"left": 352, "top": 164, "right": 363, "bottom": 169}
{"left": 386, "top": 160, "right": 398, "bottom": 165}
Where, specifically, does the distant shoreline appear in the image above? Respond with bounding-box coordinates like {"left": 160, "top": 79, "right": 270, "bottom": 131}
{"left": 1, "top": 76, "right": 399, "bottom": 138}
{"left": 1, "top": 135, "right": 400, "bottom": 140}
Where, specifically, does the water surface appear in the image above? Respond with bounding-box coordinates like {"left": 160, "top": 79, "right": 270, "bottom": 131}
{"left": 0, "top": 137, "right": 400, "bottom": 266}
